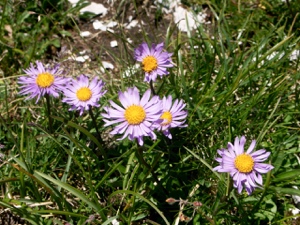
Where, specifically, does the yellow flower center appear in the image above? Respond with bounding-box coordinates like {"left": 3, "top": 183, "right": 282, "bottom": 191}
{"left": 234, "top": 154, "right": 254, "bottom": 173}
{"left": 36, "top": 72, "right": 55, "bottom": 88}
{"left": 160, "top": 111, "right": 172, "bottom": 125}
{"left": 142, "top": 56, "right": 158, "bottom": 73}
{"left": 76, "top": 87, "right": 92, "bottom": 101}
{"left": 124, "top": 105, "right": 146, "bottom": 125}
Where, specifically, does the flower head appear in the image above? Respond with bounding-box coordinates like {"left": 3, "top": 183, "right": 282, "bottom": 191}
{"left": 18, "top": 61, "right": 66, "bottom": 103}
{"left": 154, "top": 95, "right": 187, "bottom": 139}
{"left": 62, "top": 74, "right": 106, "bottom": 115}
{"left": 102, "top": 87, "right": 162, "bottom": 146}
{"left": 213, "top": 136, "right": 274, "bottom": 195}
{"left": 134, "top": 42, "right": 173, "bottom": 82}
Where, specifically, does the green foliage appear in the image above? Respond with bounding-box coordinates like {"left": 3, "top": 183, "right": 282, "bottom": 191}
{"left": 0, "top": 0, "right": 300, "bottom": 224}
{"left": 0, "top": 0, "right": 87, "bottom": 77}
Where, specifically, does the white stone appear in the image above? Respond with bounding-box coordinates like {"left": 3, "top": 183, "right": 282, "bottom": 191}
{"left": 290, "top": 50, "right": 300, "bottom": 61}
{"left": 154, "top": 0, "right": 179, "bottom": 14}
{"left": 80, "top": 2, "right": 108, "bottom": 16}
{"left": 111, "top": 219, "right": 120, "bottom": 225}
{"left": 127, "top": 38, "right": 133, "bottom": 43}
{"left": 291, "top": 207, "right": 300, "bottom": 215}
{"left": 106, "top": 28, "right": 114, "bottom": 33}
{"left": 68, "top": 0, "right": 80, "bottom": 6}
{"left": 74, "top": 55, "right": 89, "bottom": 62}
{"left": 126, "top": 20, "right": 139, "bottom": 29}
{"left": 93, "top": 20, "right": 117, "bottom": 31}
{"left": 110, "top": 40, "right": 118, "bottom": 47}
{"left": 122, "top": 64, "right": 140, "bottom": 78}
{"left": 93, "top": 20, "right": 106, "bottom": 30}
{"left": 107, "top": 21, "right": 118, "bottom": 28}
{"left": 80, "top": 31, "right": 91, "bottom": 37}
{"left": 100, "top": 61, "right": 114, "bottom": 72}
{"left": 173, "top": 6, "right": 207, "bottom": 32}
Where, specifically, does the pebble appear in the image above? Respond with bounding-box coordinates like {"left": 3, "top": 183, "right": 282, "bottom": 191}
{"left": 110, "top": 40, "right": 118, "bottom": 48}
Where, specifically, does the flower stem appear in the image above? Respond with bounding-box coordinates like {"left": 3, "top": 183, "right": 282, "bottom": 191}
{"left": 225, "top": 172, "right": 232, "bottom": 196}
{"left": 88, "top": 107, "right": 103, "bottom": 144}
{"left": 136, "top": 144, "right": 168, "bottom": 195}
{"left": 252, "top": 166, "right": 272, "bottom": 213}
{"left": 45, "top": 94, "right": 53, "bottom": 133}
{"left": 150, "top": 80, "right": 156, "bottom": 95}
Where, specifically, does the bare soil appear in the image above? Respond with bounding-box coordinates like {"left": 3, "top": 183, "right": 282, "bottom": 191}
{"left": 58, "top": 0, "right": 176, "bottom": 78}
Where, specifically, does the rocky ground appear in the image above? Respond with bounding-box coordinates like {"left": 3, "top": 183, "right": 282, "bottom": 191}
{"left": 57, "top": 0, "right": 211, "bottom": 79}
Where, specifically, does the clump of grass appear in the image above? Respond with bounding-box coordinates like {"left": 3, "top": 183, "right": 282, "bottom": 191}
{"left": 0, "top": 0, "right": 88, "bottom": 77}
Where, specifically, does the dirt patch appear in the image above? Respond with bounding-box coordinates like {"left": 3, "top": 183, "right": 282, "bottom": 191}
{"left": 57, "top": 0, "right": 176, "bottom": 78}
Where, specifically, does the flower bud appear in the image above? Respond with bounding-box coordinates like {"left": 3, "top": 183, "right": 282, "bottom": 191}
{"left": 193, "top": 201, "right": 202, "bottom": 207}
{"left": 166, "top": 198, "right": 177, "bottom": 205}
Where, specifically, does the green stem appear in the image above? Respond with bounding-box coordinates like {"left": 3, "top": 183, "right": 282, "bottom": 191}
{"left": 136, "top": 145, "right": 168, "bottom": 195}
{"left": 225, "top": 172, "right": 232, "bottom": 196}
{"left": 251, "top": 168, "right": 272, "bottom": 213}
{"left": 286, "top": 0, "right": 293, "bottom": 17}
{"left": 150, "top": 80, "right": 156, "bottom": 95}
{"left": 4, "top": 84, "right": 9, "bottom": 123}
{"left": 0, "top": 0, "right": 7, "bottom": 30}
{"left": 45, "top": 94, "right": 53, "bottom": 133}
{"left": 88, "top": 107, "right": 104, "bottom": 144}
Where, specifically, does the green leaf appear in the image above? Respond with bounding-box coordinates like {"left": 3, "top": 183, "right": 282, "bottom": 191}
{"left": 31, "top": 209, "right": 88, "bottom": 219}
{"left": 59, "top": 30, "right": 72, "bottom": 37}
{"left": 51, "top": 38, "right": 61, "bottom": 48}
{"left": 52, "top": 116, "right": 107, "bottom": 161}
{"left": 184, "top": 146, "right": 224, "bottom": 182}
{"left": 269, "top": 187, "right": 300, "bottom": 196}
{"left": 102, "top": 216, "right": 119, "bottom": 225}
{"left": 273, "top": 169, "right": 300, "bottom": 182}
{"left": 34, "top": 171, "right": 107, "bottom": 220}
{"left": 17, "top": 11, "right": 31, "bottom": 25}
{"left": 255, "top": 198, "right": 277, "bottom": 221}
{"left": 109, "top": 190, "right": 170, "bottom": 225}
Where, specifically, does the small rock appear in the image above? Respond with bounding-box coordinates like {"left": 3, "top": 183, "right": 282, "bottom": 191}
{"left": 80, "top": 2, "right": 108, "bottom": 16}
{"left": 101, "top": 61, "right": 114, "bottom": 72}
{"left": 93, "top": 20, "right": 117, "bottom": 31}
{"left": 110, "top": 40, "right": 118, "bottom": 48}
{"left": 80, "top": 31, "right": 91, "bottom": 37}
{"left": 122, "top": 64, "right": 140, "bottom": 78}
{"left": 290, "top": 50, "right": 300, "bottom": 61}
{"left": 126, "top": 20, "right": 139, "bottom": 29}
{"left": 75, "top": 55, "right": 90, "bottom": 62}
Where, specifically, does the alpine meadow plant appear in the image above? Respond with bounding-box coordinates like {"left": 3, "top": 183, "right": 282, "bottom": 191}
{"left": 2, "top": 1, "right": 300, "bottom": 224}
{"left": 154, "top": 95, "right": 188, "bottom": 139}
{"left": 134, "top": 42, "right": 174, "bottom": 82}
{"left": 18, "top": 60, "right": 67, "bottom": 132}
{"left": 18, "top": 61, "right": 66, "bottom": 103}
{"left": 101, "top": 86, "right": 163, "bottom": 146}
{"left": 213, "top": 136, "right": 274, "bottom": 195}
{"left": 62, "top": 74, "right": 107, "bottom": 115}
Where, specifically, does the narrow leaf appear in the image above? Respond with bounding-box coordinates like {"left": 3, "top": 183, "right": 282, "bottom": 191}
{"left": 273, "top": 169, "right": 300, "bottom": 182}
{"left": 34, "top": 171, "right": 106, "bottom": 220}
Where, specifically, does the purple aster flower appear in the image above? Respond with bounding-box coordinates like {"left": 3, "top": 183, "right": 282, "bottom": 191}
{"left": 154, "top": 95, "right": 187, "bottom": 139}
{"left": 134, "top": 42, "right": 173, "bottom": 82}
{"left": 213, "top": 136, "right": 274, "bottom": 195}
{"left": 18, "top": 61, "right": 66, "bottom": 103}
{"left": 62, "top": 74, "right": 106, "bottom": 115}
{"left": 101, "top": 86, "right": 162, "bottom": 146}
